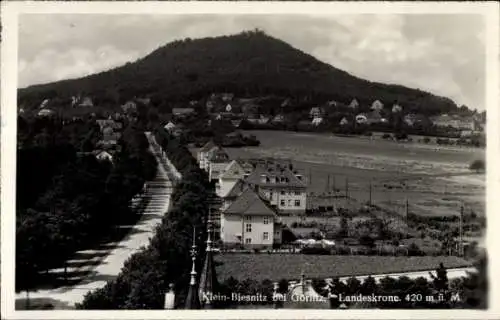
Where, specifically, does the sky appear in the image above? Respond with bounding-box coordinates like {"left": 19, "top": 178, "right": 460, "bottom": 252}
{"left": 18, "top": 14, "right": 486, "bottom": 110}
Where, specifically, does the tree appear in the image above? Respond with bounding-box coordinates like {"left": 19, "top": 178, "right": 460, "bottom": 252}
{"left": 469, "top": 159, "right": 485, "bottom": 173}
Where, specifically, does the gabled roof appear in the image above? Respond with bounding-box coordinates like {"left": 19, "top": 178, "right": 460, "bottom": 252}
{"left": 220, "top": 160, "right": 245, "bottom": 180}
{"left": 223, "top": 188, "right": 277, "bottom": 216}
{"left": 200, "top": 140, "right": 217, "bottom": 152}
{"left": 244, "top": 163, "right": 306, "bottom": 188}
{"left": 223, "top": 179, "right": 249, "bottom": 199}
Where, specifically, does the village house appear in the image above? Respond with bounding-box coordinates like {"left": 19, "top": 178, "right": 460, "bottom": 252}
{"left": 208, "top": 148, "right": 231, "bottom": 182}
{"left": 247, "top": 114, "right": 271, "bottom": 125}
{"left": 348, "top": 98, "right": 359, "bottom": 110}
{"left": 221, "top": 93, "right": 235, "bottom": 102}
{"left": 217, "top": 160, "right": 254, "bottom": 198}
{"left": 93, "top": 150, "right": 114, "bottom": 163}
{"left": 78, "top": 96, "right": 94, "bottom": 107}
{"left": 244, "top": 162, "right": 307, "bottom": 215}
{"left": 309, "top": 107, "right": 324, "bottom": 119}
{"left": 339, "top": 117, "right": 350, "bottom": 126}
{"left": 164, "top": 121, "right": 176, "bottom": 133}
{"left": 371, "top": 100, "right": 384, "bottom": 111}
{"left": 37, "top": 108, "right": 54, "bottom": 117}
{"left": 220, "top": 188, "right": 278, "bottom": 249}
{"left": 271, "top": 114, "right": 286, "bottom": 124}
{"left": 96, "top": 119, "right": 122, "bottom": 132}
{"left": 430, "top": 114, "right": 476, "bottom": 131}
{"left": 197, "top": 140, "right": 218, "bottom": 171}
{"left": 392, "top": 104, "right": 403, "bottom": 113}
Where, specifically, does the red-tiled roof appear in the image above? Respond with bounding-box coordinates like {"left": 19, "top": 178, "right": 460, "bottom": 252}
{"left": 244, "top": 163, "right": 306, "bottom": 189}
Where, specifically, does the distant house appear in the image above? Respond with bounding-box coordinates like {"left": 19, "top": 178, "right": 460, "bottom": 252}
{"left": 164, "top": 121, "right": 176, "bottom": 132}
{"left": 339, "top": 117, "right": 349, "bottom": 126}
{"left": 94, "top": 150, "right": 113, "bottom": 163}
{"left": 198, "top": 140, "right": 218, "bottom": 170}
{"left": 309, "top": 107, "right": 324, "bottom": 119}
{"left": 430, "top": 114, "right": 476, "bottom": 130}
{"left": 136, "top": 97, "right": 151, "bottom": 105}
{"left": 241, "top": 103, "right": 260, "bottom": 116}
{"left": 220, "top": 188, "right": 278, "bottom": 249}
{"left": 311, "top": 117, "right": 324, "bottom": 126}
{"left": 326, "top": 100, "right": 338, "bottom": 108}
{"left": 348, "top": 99, "right": 359, "bottom": 110}
{"left": 404, "top": 113, "right": 423, "bottom": 127}
{"left": 172, "top": 107, "right": 195, "bottom": 117}
{"left": 244, "top": 162, "right": 307, "bottom": 214}
{"left": 217, "top": 160, "right": 253, "bottom": 198}
{"left": 39, "top": 99, "right": 50, "bottom": 109}
{"left": 96, "top": 119, "right": 122, "bottom": 132}
{"left": 371, "top": 100, "right": 384, "bottom": 111}
{"left": 271, "top": 114, "right": 285, "bottom": 124}
{"left": 121, "top": 101, "right": 137, "bottom": 113}
{"left": 78, "top": 97, "right": 94, "bottom": 107}
{"left": 247, "top": 115, "right": 270, "bottom": 125}
{"left": 355, "top": 113, "right": 368, "bottom": 124}
{"left": 392, "top": 104, "right": 403, "bottom": 113}
{"left": 231, "top": 119, "right": 242, "bottom": 128}
{"left": 225, "top": 104, "right": 232, "bottom": 113}
{"left": 221, "top": 93, "right": 235, "bottom": 102}
{"left": 37, "top": 108, "right": 54, "bottom": 117}
{"left": 208, "top": 148, "right": 231, "bottom": 182}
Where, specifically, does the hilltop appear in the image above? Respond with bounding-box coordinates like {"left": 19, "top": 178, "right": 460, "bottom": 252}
{"left": 18, "top": 30, "right": 458, "bottom": 114}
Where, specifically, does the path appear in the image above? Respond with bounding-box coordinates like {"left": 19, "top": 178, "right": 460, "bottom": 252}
{"left": 15, "top": 132, "right": 174, "bottom": 308}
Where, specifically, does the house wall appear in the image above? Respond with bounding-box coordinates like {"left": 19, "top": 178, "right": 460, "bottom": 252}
{"left": 221, "top": 214, "right": 274, "bottom": 248}
{"left": 209, "top": 162, "right": 231, "bottom": 181}
{"left": 260, "top": 187, "right": 307, "bottom": 214}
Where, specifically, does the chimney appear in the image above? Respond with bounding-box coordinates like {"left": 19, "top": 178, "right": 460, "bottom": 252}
{"left": 164, "top": 283, "right": 176, "bottom": 309}
{"left": 260, "top": 174, "right": 267, "bottom": 183}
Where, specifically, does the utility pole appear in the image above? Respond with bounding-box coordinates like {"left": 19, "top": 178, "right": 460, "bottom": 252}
{"left": 369, "top": 179, "right": 372, "bottom": 206}
{"left": 459, "top": 203, "right": 464, "bottom": 257}
{"left": 325, "top": 174, "right": 330, "bottom": 194}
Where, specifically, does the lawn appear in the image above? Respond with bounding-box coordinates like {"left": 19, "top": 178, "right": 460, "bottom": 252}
{"left": 215, "top": 254, "right": 472, "bottom": 282}
{"left": 222, "top": 130, "right": 485, "bottom": 217}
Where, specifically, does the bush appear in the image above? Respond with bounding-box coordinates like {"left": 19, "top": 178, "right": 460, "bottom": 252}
{"left": 469, "top": 159, "right": 485, "bottom": 172}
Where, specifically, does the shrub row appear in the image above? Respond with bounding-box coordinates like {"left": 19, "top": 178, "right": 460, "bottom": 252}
{"left": 78, "top": 127, "right": 215, "bottom": 309}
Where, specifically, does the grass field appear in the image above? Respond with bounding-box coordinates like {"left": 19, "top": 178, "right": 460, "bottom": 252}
{"left": 223, "top": 130, "right": 485, "bottom": 217}
{"left": 215, "top": 254, "right": 472, "bottom": 282}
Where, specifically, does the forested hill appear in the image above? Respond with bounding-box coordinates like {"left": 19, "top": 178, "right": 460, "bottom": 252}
{"left": 19, "top": 30, "right": 457, "bottom": 114}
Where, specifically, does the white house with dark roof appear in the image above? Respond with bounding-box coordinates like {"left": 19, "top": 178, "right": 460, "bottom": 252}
{"left": 220, "top": 188, "right": 277, "bottom": 248}
{"left": 244, "top": 162, "right": 307, "bottom": 214}
{"left": 348, "top": 98, "right": 359, "bottom": 109}
{"left": 371, "top": 100, "right": 384, "bottom": 111}
{"left": 217, "top": 160, "right": 251, "bottom": 197}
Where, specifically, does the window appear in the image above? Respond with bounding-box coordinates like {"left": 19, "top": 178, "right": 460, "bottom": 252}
{"left": 263, "top": 232, "right": 269, "bottom": 240}
{"left": 295, "top": 191, "right": 301, "bottom": 196}
{"left": 280, "top": 200, "right": 285, "bottom": 206}
{"left": 288, "top": 199, "right": 292, "bottom": 206}
{"left": 280, "top": 177, "right": 286, "bottom": 183}
{"left": 245, "top": 238, "right": 252, "bottom": 244}
{"left": 295, "top": 200, "right": 301, "bottom": 207}
{"left": 245, "top": 216, "right": 252, "bottom": 221}
{"left": 269, "top": 192, "right": 273, "bottom": 199}
{"left": 280, "top": 190, "right": 286, "bottom": 195}
{"left": 246, "top": 223, "right": 252, "bottom": 232}
{"left": 263, "top": 217, "right": 269, "bottom": 224}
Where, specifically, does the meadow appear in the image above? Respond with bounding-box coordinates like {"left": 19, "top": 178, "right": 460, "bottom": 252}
{"left": 215, "top": 254, "right": 471, "bottom": 282}
{"left": 224, "top": 130, "right": 485, "bottom": 217}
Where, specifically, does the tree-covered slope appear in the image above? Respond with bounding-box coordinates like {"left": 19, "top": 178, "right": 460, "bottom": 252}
{"left": 18, "top": 30, "right": 457, "bottom": 115}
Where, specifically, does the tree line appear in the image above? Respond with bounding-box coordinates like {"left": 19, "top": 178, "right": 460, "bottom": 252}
{"left": 16, "top": 116, "right": 157, "bottom": 294}
{"left": 77, "top": 127, "right": 216, "bottom": 309}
